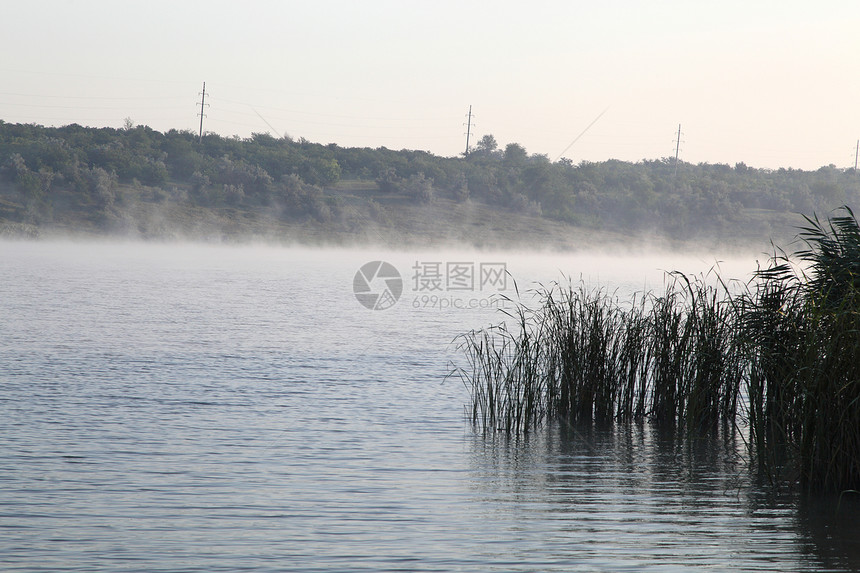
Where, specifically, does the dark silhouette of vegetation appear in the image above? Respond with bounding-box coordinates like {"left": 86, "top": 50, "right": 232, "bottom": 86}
{"left": 2, "top": 119, "right": 860, "bottom": 242}
{"left": 452, "top": 206, "right": 860, "bottom": 493}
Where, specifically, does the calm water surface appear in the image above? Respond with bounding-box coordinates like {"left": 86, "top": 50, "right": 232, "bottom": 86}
{"left": 0, "top": 241, "right": 858, "bottom": 572}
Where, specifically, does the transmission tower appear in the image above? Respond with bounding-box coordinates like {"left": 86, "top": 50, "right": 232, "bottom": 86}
{"left": 197, "top": 82, "right": 209, "bottom": 142}
{"left": 464, "top": 105, "right": 475, "bottom": 156}
{"left": 673, "top": 124, "right": 684, "bottom": 177}
{"left": 854, "top": 139, "right": 858, "bottom": 171}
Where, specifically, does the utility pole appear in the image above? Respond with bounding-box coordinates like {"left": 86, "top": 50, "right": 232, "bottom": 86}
{"left": 854, "top": 139, "right": 858, "bottom": 171}
{"left": 464, "top": 105, "right": 474, "bottom": 156}
{"left": 197, "top": 82, "right": 209, "bottom": 142}
{"left": 673, "top": 123, "right": 683, "bottom": 177}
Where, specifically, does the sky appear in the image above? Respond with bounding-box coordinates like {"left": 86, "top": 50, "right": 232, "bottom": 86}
{"left": 3, "top": 0, "right": 860, "bottom": 170}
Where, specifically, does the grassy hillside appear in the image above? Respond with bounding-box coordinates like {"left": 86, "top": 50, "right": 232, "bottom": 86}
{"left": 0, "top": 175, "right": 805, "bottom": 254}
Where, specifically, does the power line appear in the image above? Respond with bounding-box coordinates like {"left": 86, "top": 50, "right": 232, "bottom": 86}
{"left": 0, "top": 101, "right": 189, "bottom": 111}
{"left": 252, "top": 108, "right": 284, "bottom": 139}
{"left": 212, "top": 95, "right": 453, "bottom": 122}
{"left": 554, "top": 107, "right": 609, "bottom": 162}
{"left": 0, "top": 91, "right": 185, "bottom": 101}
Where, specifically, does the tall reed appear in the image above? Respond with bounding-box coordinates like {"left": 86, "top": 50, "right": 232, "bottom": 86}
{"left": 739, "top": 206, "right": 860, "bottom": 491}
{"left": 451, "top": 272, "right": 743, "bottom": 433}
{"left": 452, "top": 206, "right": 860, "bottom": 492}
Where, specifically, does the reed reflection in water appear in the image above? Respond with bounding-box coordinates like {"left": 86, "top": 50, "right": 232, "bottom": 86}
{"left": 467, "top": 421, "right": 859, "bottom": 571}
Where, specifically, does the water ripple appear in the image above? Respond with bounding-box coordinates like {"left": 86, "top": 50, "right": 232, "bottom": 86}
{"left": 0, "top": 242, "right": 855, "bottom": 572}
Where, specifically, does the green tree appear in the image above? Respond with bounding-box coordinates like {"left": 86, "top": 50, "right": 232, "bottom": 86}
{"left": 403, "top": 172, "right": 434, "bottom": 203}
{"left": 473, "top": 134, "right": 499, "bottom": 157}
{"left": 503, "top": 142, "right": 527, "bottom": 165}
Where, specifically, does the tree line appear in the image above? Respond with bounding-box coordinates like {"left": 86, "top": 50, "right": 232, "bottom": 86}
{"left": 1, "top": 120, "right": 858, "bottom": 240}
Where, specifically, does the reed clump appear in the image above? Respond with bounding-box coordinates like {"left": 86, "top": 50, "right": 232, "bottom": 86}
{"left": 451, "top": 206, "right": 860, "bottom": 493}
{"left": 740, "top": 206, "right": 860, "bottom": 492}
{"left": 453, "top": 273, "right": 744, "bottom": 434}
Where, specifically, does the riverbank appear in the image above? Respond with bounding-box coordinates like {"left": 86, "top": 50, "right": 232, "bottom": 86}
{"left": 0, "top": 178, "right": 805, "bottom": 255}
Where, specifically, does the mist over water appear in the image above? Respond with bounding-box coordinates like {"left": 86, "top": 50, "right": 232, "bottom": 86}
{"left": 1, "top": 240, "right": 856, "bottom": 572}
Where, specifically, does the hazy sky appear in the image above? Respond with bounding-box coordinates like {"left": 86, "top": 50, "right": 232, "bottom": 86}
{"left": 3, "top": 0, "right": 860, "bottom": 170}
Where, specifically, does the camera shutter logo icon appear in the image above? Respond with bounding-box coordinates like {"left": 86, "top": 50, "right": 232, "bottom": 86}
{"left": 353, "top": 261, "right": 403, "bottom": 310}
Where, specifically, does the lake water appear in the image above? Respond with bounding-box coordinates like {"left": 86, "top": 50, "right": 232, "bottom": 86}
{"left": 1, "top": 240, "right": 858, "bottom": 572}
